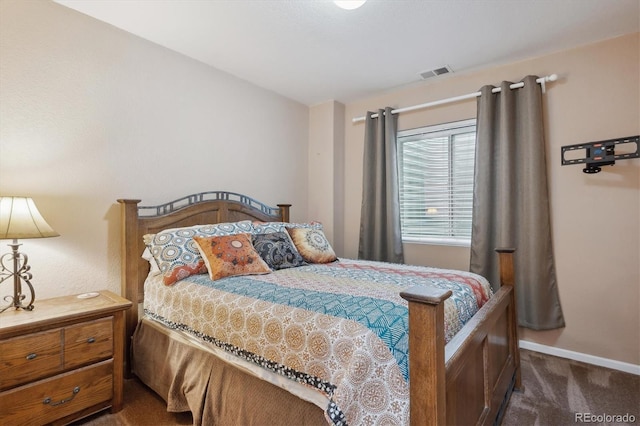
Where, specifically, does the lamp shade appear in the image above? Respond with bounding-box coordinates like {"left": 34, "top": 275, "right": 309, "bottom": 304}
{"left": 0, "top": 197, "right": 59, "bottom": 240}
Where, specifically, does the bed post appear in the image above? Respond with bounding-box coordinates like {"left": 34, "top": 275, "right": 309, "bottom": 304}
{"left": 277, "top": 203, "right": 291, "bottom": 222}
{"left": 117, "top": 199, "right": 141, "bottom": 376}
{"left": 401, "top": 249, "right": 520, "bottom": 426}
{"left": 400, "top": 286, "right": 452, "bottom": 426}
{"left": 496, "top": 247, "right": 521, "bottom": 390}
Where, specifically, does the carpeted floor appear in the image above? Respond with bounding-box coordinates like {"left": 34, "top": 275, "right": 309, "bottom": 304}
{"left": 76, "top": 349, "right": 639, "bottom": 425}
{"left": 503, "top": 350, "right": 638, "bottom": 425}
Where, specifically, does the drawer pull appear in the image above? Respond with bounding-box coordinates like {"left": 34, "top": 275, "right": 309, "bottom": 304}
{"left": 26, "top": 353, "right": 37, "bottom": 360}
{"left": 43, "top": 386, "right": 80, "bottom": 406}
{"left": 87, "top": 337, "right": 96, "bottom": 343}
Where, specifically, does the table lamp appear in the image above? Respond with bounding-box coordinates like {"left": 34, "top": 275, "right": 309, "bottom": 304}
{"left": 0, "top": 197, "right": 59, "bottom": 313}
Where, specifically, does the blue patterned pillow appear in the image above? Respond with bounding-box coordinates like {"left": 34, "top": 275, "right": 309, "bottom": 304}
{"left": 252, "top": 221, "right": 323, "bottom": 234}
{"left": 146, "top": 220, "right": 255, "bottom": 285}
{"left": 251, "top": 232, "right": 307, "bottom": 270}
{"left": 252, "top": 221, "right": 288, "bottom": 234}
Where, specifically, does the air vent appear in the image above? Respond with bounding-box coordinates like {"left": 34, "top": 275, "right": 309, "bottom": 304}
{"left": 419, "top": 65, "right": 453, "bottom": 80}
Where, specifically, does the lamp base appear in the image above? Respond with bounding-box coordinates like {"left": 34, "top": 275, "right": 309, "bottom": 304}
{"left": 0, "top": 241, "right": 35, "bottom": 313}
{"left": 0, "top": 293, "right": 35, "bottom": 313}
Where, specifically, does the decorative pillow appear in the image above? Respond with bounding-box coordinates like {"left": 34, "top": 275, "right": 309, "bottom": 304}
{"left": 252, "top": 232, "right": 307, "bottom": 270}
{"left": 141, "top": 248, "right": 161, "bottom": 275}
{"left": 286, "top": 221, "right": 323, "bottom": 230}
{"left": 146, "top": 220, "right": 255, "bottom": 285}
{"left": 252, "top": 221, "right": 323, "bottom": 234}
{"left": 252, "top": 221, "right": 288, "bottom": 234}
{"left": 286, "top": 227, "right": 337, "bottom": 264}
{"left": 193, "top": 233, "right": 271, "bottom": 281}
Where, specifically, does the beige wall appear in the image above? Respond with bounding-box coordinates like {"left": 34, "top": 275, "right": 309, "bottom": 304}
{"left": 339, "top": 33, "right": 639, "bottom": 365}
{"left": 0, "top": 0, "right": 309, "bottom": 299}
{"left": 308, "top": 101, "right": 345, "bottom": 253}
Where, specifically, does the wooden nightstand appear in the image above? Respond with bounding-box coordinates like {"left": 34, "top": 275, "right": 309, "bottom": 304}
{"left": 0, "top": 290, "right": 132, "bottom": 425}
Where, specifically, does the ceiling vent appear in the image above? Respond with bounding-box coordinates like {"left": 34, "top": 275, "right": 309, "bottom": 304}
{"left": 419, "top": 65, "right": 453, "bottom": 80}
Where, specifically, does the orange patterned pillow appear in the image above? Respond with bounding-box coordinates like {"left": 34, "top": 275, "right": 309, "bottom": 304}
{"left": 193, "top": 233, "right": 271, "bottom": 281}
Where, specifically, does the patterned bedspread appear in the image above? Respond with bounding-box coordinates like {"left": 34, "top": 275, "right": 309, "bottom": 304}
{"left": 143, "top": 258, "right": 492, "bottom": 426}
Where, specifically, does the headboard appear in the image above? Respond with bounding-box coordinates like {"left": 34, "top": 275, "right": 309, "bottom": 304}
{"left": 117, "top": 191, "right": 291, "bottom": 364}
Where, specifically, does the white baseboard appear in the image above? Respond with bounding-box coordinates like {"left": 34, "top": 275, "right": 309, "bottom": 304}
{"left": 519, "top": 340, "right": 640, "bottom": 376}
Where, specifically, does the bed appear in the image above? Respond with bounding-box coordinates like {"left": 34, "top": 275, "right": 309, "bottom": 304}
{"left": 118, "top": 191, "right": 521, "bottom": 426}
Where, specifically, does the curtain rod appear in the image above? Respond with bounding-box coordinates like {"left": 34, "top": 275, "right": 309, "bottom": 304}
{"left": 352, "top": 74, "right": 558, "bottom": 123}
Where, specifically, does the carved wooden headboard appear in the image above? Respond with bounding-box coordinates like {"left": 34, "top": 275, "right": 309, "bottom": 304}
{"left": 117, "top": 191, "right": 290, "bottom": 364}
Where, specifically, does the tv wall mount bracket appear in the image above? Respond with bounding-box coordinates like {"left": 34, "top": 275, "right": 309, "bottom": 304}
{"left": 561, "top": 135, "right": 639, "bottom": 174}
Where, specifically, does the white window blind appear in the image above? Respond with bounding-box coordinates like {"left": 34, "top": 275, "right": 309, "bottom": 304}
{"left": 397, "top": 119, "right": 476, "bottom": 245}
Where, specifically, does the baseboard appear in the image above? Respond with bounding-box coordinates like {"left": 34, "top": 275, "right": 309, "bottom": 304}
{"left": 519, "top": 340, "right": 640, "bottom": 376}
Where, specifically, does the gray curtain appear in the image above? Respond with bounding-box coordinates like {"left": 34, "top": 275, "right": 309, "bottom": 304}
{"left": 470, "top": 76, "right": 565, "bottom": 330}
{"left": 358, "top": 107, "right": 404, "bottom": 263}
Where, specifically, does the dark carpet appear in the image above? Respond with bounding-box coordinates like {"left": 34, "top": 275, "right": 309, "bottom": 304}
{"left": 502, "top": 350, "right": 638, "bottom": 426}
{"left": 76, "top": 349, "right": 639, "bottom": 425}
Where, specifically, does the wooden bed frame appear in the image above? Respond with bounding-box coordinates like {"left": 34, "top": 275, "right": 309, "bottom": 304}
{"left": 118, "top": 191, "right": 520, "bottom": 426}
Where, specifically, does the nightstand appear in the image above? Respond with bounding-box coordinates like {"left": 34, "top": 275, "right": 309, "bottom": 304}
{"left": 0, "top": 290, "right": 132, "bottom": 425}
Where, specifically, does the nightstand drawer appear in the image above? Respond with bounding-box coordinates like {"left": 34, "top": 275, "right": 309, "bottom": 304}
{"left": 64, "top": 317, "right": 113, "bottom": 369}
{"left": 0, "top": 290, "right": 131, "bottom": 423}
{"left": 0, "top": 328, "right": 63, "bottom": 390}
{"left": 0, "top": 359, "right": 113, "bottom": 426}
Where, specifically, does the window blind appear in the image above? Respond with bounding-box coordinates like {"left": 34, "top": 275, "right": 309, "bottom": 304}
{"left": 397, "top": 119, "right": 476, "bottom": 245}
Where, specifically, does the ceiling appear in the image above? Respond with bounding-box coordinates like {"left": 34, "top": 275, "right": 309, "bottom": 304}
{"left": 55, "top": 0, "right": 639, "bottom": 106}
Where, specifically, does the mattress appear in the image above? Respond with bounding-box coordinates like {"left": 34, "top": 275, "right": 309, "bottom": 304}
{"left": 142, "top": 258, "right": 493, "bottom": 425}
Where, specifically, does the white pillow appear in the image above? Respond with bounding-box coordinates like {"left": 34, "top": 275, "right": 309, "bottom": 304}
{"left": 142, "top": 248, "right": 161, "bottom": 275}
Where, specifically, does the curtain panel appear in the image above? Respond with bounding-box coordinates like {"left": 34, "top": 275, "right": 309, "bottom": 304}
{"left": 358, "top": 107, "right": 404, "bottom": 264}
{"left": 470, "top": 76, "right": 565, "bottom": 330}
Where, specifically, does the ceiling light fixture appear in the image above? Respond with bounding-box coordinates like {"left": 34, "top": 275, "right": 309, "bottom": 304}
{"left": 334, "top": 0, "right": 367, "bottom": 10}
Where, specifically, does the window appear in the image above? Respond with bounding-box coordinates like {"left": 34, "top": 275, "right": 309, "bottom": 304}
{"left": 397, "top": 119, "right": 476, "bottom": 245}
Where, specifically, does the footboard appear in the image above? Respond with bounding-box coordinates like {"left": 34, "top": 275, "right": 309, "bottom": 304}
{"left": 401, "top": 248, "right": 519, "bottom": 426}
